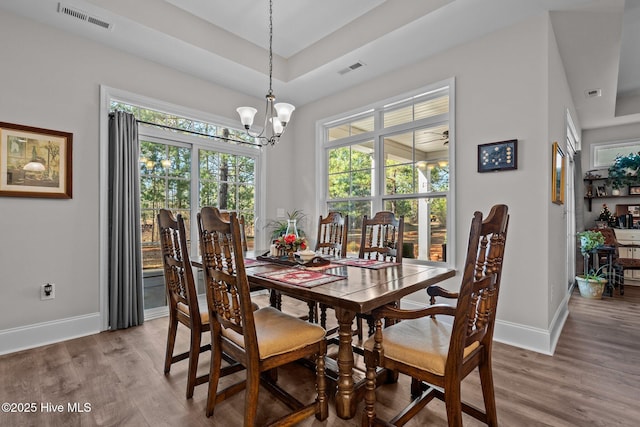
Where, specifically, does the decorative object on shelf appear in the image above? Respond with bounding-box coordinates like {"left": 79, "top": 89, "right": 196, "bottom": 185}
{"left": 596, "top": 185, "right": 607, "bottom": 197}
{"left": 0, "top": 121, "right": 72, "bottom": 199}
{"left": 612, "top": 188, "right": 621, "bottom": 196}
{"left": 275, "top": 233, "right": 307, "bottom": 261}
{"left": 596, "top": 204, "right": 616, "bottom": 228}
{"left": 584, "top": 170, "right": 602, "bottom": 179}
{"left": 552, "top": 141, "right": 565, "bottom": 205}
{"left": 235, "top": 0, "right": 294, "bottom": 147}
{"left": 629, "top": 185, "right": 640, "bottom": 195}
{"left": 607, "top": 152, "right": 640, "bottom": 190}
{"left": 576, "top": 230, "right": 607, "bottom": 299}
{"left": 477, "top": 139, "right": 517, "bottom": 172}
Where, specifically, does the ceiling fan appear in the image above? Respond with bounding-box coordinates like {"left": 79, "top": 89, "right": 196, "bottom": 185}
{"left": 419, "top": 129, "right": 449, "bottom": 145}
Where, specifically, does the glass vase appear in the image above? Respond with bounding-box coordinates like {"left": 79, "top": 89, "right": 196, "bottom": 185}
{"left": 285, "top": 219, "right": 299, "bottom": 237}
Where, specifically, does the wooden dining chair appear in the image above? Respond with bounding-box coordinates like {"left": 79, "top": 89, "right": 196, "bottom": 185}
{"left": 357, "top": 211, "right": 405, "bottom": 339}
{"left": 218, "top": 209, "right": 248, "bottom": 251}
{"left": 197, "top": 207, "right": 329, "bottom": 426}
{"left": 315, "top": 212, "right": 348, "bottom": 330}
{"left": 157, "top": 209, "right": 210, "bottom": 399}
{"left": 362, "top": 204, "right": 509, "bottom": 427}
{"left": 359, "top": 210, "right": 404, "bottom": 262}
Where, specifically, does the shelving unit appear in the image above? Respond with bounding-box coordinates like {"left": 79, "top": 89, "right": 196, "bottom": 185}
{"left": 584, "top": 177, "right": 629, "bottom": 211}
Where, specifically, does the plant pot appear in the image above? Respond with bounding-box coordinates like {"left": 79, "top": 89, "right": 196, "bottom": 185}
{"left": 576, "top": 276, "right": 606, "bottom": 299}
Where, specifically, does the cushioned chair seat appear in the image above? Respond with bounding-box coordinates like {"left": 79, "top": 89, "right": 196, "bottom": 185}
{"left": 223, "top": 306, "right": 326, "bottom": 359}
{"left": 177, "top": 301, "right": 209, "bottom": 323}
{"left": 364, "top": 317, "right": 479, "bottom": 376}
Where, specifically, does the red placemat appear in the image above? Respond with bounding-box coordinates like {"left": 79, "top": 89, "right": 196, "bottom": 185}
{"left": 254, "top": 268, "right": 345, "bottom": 288}
{"left": 332, "top": 258, "right": 400, "bottom": 269}
{"left": 243, "top": 258, "right": 270, "bottom": 268}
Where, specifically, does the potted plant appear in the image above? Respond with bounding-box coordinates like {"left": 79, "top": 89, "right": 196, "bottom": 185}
{"left": 576, "top": 230, "right": 607, "bottom": 299}
{"left": 607, "top": 152, "right": 640, "bottom": 190}
{"left": 265, "top": 209, "right": 307, "bottom": 240}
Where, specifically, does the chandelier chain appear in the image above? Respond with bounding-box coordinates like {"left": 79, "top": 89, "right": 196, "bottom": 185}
{"left": 268, "top": 0, "right": 273, "bottom": 96}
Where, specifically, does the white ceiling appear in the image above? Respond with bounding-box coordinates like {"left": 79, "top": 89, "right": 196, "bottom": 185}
{"left": 1, "top": 0, "right": 639, "bottom": 130}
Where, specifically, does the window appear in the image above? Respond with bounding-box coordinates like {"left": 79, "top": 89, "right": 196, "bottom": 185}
{"left": 321, "top": 82, "right": 453, "bottom": 263}
{"left": 110, "top": 101, "right": 260, "bottom": 312}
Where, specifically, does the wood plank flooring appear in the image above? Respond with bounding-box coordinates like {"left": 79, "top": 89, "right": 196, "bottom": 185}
{"left": 1, "top": 287, "right": 640, "bottom": 426}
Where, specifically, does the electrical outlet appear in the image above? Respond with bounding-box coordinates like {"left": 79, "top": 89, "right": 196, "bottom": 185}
{"left": 41, "top": 283, "right": 55, "bottom": 300}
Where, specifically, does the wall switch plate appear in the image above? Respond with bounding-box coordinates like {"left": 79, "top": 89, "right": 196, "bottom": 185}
{"left": 41, "top": 283, "right": 55, "bottom": 300}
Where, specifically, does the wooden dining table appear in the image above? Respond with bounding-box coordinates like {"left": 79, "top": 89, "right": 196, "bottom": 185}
{"left": 243, "top": 254, "right": 455, "bottom": 419}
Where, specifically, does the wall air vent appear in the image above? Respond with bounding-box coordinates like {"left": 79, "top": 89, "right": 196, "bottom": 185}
{"left": 57, "top": 3, "right": 113, "bottom": 30}
{"left": 338, "top": 61, "right": 365, "bottom": 75}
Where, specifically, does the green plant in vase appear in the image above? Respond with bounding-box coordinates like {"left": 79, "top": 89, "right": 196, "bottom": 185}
{"left": 607, "top": 152, "right": 640, "bottom": 190}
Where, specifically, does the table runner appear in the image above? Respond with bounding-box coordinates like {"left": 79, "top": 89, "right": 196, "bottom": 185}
{"left": 254, "top": 268, "right": 345, "bottom": 288}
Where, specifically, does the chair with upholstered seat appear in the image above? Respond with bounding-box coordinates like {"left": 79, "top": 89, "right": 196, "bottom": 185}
{"left": 357, "top": 211, "right": 404, "bottom": 339}
{"left": 198, "top": 207, "right": 328, "bottom": 426}
{"left": 157, "top": 209, "right": 211, "bottom": 399}
{"left": 315, "top": 212, "right": 348, "bottom": 329}
{"left": 362, "top": 204, "right": 509, "bottom": 427}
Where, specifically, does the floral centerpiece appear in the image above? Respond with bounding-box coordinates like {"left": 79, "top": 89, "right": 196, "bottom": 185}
{"left": 275, "top": 234, "right": 307, "bottom": 260}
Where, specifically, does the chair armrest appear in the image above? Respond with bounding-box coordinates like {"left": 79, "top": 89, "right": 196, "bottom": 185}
{"left": 372, "top": 303, "right": 456, "bottom": 321}
{"left": 427, "top": 285, "right": 459, "bottom": 299}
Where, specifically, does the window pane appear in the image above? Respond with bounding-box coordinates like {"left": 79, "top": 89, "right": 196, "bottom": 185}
{"left": 327, "top": 200, "right": 371, "bottom": 255}
{"left": 414, "top": 95, "right": 449, "bottom": 120}
{"left": 328, "top": 146, "right": 350, "bottom": 173}
{"left": 327, "top": 113, "right": 374, "bottom": 141}
{"left": 167, "top": 179, "right": 190, "bottom": 209}
{"left": 384, "top": 197, "right": 447, "bottom": 262}
{"left": 328, "top": 172, "right": 350, "bottom": 198}
{"left": 351, "top": 171, "right": 373, "bottom": 197}
{"left": 384, "top": 105, "right": 413, "bottom": 128}
{"left": 140, "top": 177, "right": 166, "bottom": 209}
{"left": 385, "top": 164, "right": 415, "bottom": 194}
{"left": 351, "top": 116, "right": 374, "bottom": 134}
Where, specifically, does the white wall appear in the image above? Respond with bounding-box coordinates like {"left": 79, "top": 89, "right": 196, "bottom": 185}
{"left": 0, "top": 8, "right": 580, "bottom": 355}
{"left": 292, "top": 14, "right": 573, "bottom": 353}
{"left": 547, "top": 19, "right": 582, "bottom": 329}
{"left": 0, "top": 10, "right": 262, "bottom": 352}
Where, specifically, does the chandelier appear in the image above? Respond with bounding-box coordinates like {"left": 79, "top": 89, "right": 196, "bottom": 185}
{"left": 236, "top": 0, "right": 294, "bottom": 147}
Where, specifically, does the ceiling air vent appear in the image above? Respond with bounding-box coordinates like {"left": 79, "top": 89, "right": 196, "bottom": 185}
{"left": 57, "top": 3, "right": 113, "bottom": 30}
{"left": 338, "top": 61, "right": 365, "bottom": 76}
{"left": 585, "top": 88, "right": 602, "bottom": 98}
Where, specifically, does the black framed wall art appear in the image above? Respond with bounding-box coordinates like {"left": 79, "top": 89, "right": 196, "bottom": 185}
{"left": 477, "top": 139, "right": 518, "bottom": 173}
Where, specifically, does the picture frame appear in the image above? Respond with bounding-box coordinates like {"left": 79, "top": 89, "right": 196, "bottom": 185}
{"left": 477, "top": 139, "right": 518, "bottom": 172}
{"left": 0, "top": 122, "right": 72, "bottom": 198}
{"left": 552, "top": 141, "right": 565, "bottom": 205}
{"left": 596, "top": 185, "right": 607, "bottom": 197}
{"left": 630, "top": 185, "right": 640, "bottom": 196}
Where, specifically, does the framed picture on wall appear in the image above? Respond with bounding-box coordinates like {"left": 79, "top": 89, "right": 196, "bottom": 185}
{"left": 477, "top": 139, "right": 518, "bottom": 172}
{"left": 0, "top": 122, "right": 73, "bottom": 199}
{"left": 629, "top": 185, "right": 640, "bottom": 195}
{"left": 552, "top": 141, "right": 565, "bottom": 205}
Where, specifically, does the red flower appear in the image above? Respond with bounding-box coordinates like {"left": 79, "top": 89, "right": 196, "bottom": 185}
{"left": 284, "top": 234, "right": 297, "bottom": 244}
{"left": 300, "top": 242, "right": 307, "bottom": 250}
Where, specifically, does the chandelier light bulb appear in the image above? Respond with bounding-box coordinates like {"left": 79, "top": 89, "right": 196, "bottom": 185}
{"left": 236, "top": 107, "right": 257, "bottom": 129}
{"left": 274, "top": 103, "right": 295, "bottom": 125}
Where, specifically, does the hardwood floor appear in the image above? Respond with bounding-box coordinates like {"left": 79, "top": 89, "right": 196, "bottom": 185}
{"left": 2, "top": 288, "right": 640, "bottom": 426}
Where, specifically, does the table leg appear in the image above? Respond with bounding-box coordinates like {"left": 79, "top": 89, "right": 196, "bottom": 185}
{"left": 334, "top": 307, "right": 357, "bottom": 419}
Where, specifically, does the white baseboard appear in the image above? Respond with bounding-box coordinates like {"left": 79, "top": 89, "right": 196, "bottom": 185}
{"left": 0, "top": 312, "right": 101, "bottom": 356}
{"left": 402, "top": 297, "right": 569, "bottom": 356}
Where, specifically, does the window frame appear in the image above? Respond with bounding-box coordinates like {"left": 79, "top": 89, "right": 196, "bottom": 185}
{"left": 316, "top": 78, "right": 456, "bottom": 267}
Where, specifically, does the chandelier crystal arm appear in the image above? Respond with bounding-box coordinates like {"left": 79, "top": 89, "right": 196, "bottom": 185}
{"left": 235, "top": 0, "right": 294, "bottom": 147}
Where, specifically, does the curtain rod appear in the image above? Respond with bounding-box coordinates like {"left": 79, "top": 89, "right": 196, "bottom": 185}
{"left": 136, "top": 119, "right": 261, "bottom": 147}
